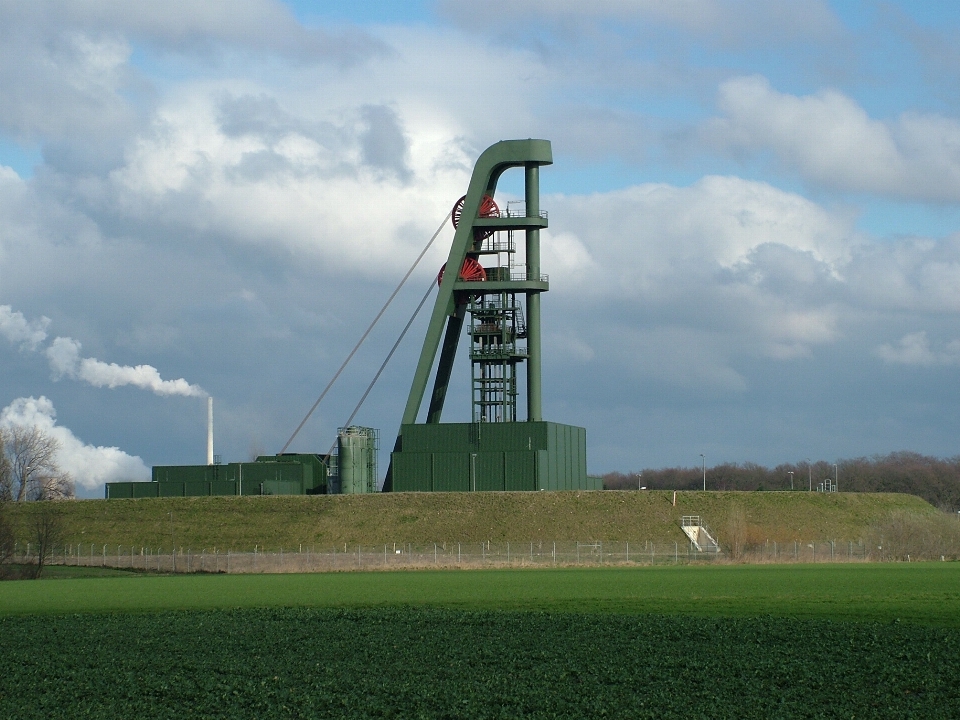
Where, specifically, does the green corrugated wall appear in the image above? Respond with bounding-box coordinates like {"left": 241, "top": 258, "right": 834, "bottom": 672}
{"left": 390, "top": 421, "right": 590, "bottom": 492}
{"left": 106, "top": 454, "right": 329, "bottom": 498}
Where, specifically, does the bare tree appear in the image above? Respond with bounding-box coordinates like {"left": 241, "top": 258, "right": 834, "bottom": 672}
{"left": 1, "top": 425, "right": 73, "bottom": 502}
{"left": 0, "top": 501, "right": 15, "bottom": 577}
{"left": 726, "top": 506, "right": 747, "bottom": 560}
{"left": 0, "top": 429, "right": 11, "bottom": 502}
{"left": 32, "top": 502, "right": 65, "bottom": 579}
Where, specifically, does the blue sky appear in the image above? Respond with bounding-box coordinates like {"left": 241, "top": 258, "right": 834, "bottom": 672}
{"left": 2, "top": 0, "right": 960, "bottom": 496}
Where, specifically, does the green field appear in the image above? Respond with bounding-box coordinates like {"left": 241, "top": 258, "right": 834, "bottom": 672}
{"left": 5, "top": 505, "right": 960, "bottom": 717}
{"left": 5, "top": 490, "right": 939, "bottom": 550}
{"left": 3, "top": 607, "right": 958, "bottom": 719}
{"left": 2, "top": 565, "right": 960, "bottom": 718}
{"left": 2, "top": 563, "right": 960, "bottom": 626}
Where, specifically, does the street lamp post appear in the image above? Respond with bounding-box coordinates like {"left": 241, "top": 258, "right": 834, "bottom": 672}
{"left": 807, "top": 460, "right": 812, "bottom": 492}
{"left": 834, "top": 463, "right": 838, "bottom": 492}
{"left": 638, "top": 471, "right": 643, "bottom": 491}
{"left": 699, "top": 453, "right": 705, "bottom": 492}
{"left": 787, "top": 471, "right": 794, "bottom": 490}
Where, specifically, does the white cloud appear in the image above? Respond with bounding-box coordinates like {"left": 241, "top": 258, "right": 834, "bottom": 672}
{"left": 546, "top": 175, "right": 855, "bottom": 291}
{"left": 534, "top": 177, "right": 856, "bottom": 389}
{"left": 438, "top": 0, "right": 841, "bottom": 45}
{"left": 875, "top": 331, "right": 960, "bottom": 366}
{"left": 0, "top": 304, "right": 49, "bottom": 350}
{"left": 706, "top": 75, "right": 960, "bottom": 201}
{"left": 844, "top": 235, "right": 960, "bottom": 315}
{"left": 0, "top": 396, "right": 149, "bottom": 489}
{"left": 2, "top": 2, "right": 960, "bottom": 472}
{"left": 96, "top": 87, "right": 478, "bottom": 275}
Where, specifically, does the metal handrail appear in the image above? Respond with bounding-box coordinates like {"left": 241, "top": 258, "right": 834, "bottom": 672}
{"left": 458, "top": 272, "right": 548, "bottom": 283}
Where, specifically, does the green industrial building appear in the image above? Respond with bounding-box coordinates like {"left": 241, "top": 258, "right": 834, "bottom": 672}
{"left": 105, "top": 426, "right": 379, "bottom": 498}
{"left": 106, "top": 453, "right": 329, "bottom": 498}
{"left": 391, "top": 422, "right": 595, "bottom": 492}
{"left": 106, "top": 139, "right": 594, "bottom": 498}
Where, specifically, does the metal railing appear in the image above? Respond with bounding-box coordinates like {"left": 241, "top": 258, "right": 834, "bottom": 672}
{"left": 14, "top": 539, "right": 882, "bottom": 574}
{"left": 458, "top": 272, "right": 548, "bottom": 283}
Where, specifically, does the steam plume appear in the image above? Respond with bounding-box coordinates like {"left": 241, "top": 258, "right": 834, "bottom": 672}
{"left": 46, "top": 337, "right": 206, "bottom": 398}
{"left": 0, "top": 305, "right": 49, "bottom": 351}
{"left": 0, "top": 304, "right": 205, "bottom": 398}
{"left": 0, "top": 396, "right": 150, "bottom": 489}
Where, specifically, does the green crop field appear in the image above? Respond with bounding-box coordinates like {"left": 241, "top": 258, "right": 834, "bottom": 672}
{"left": 2, "top": 565, "right": 959, "bottom": 717}
{"left": 3, "top": 607, "right": 959, "bottom": 719}
{"left": 5, "top": 512, "right": 960, "bottom": 717}
{"left": 2, "top": 563, "right": 960, "bottom": 719}
{"left": 2, "top": 563, "right": 960, "bottom": 625}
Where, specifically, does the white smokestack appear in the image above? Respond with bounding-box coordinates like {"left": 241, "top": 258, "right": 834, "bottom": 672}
{"left": 207, "top": 396, "right": 214, "bottom": 465}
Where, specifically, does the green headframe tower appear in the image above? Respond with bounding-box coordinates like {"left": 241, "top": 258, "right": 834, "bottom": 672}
{"left": 384, "top": 139, "right": 596, "bottom": 492}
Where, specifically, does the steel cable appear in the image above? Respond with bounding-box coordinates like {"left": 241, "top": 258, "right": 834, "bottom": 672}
{"left": 279, "top": 212, "right": 450, "bottom": 454}
{"left": 323, "top": 279, "right": 436, "bottom": 461}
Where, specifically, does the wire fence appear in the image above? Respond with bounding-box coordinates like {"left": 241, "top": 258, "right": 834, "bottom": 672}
{"left": 10, "top": 539, "right": 887, "bottom": 574}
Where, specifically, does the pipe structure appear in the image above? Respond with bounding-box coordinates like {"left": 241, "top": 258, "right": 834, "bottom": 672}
{"left": 525, "top": 163, "right": 542, "bottom": 421}
{"left": 207, "top": 397, "right": 214, "bottom": 466}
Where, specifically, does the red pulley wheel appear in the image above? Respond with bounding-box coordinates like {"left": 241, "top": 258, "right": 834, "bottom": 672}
{"left": 451, "top": 194, "right": 499, "bottom": 240}
{"left": 437, "top": 257, "right": 487, "bottom": 286}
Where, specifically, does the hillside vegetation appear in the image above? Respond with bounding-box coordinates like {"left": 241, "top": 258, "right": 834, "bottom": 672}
{"left": 605, "top": 451, "right": 960, "bottom": 509}
{"left": 5, "top": 490, "right": 943, "bottom": 552}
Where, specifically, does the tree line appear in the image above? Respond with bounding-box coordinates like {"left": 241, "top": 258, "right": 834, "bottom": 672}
{"left": 603, "top": 451, "right": 960, "bottom": 510}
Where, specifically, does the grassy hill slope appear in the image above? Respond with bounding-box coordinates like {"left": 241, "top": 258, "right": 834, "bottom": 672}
{"left": 6, "top": 490, "right": 938, "bottom": 551}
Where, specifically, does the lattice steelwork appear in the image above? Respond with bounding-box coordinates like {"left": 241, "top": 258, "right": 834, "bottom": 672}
{"left": 468, "top": 291, "right": 527, "bottom": 422}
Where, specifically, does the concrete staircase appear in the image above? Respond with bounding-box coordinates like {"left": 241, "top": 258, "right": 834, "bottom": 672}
{"left": 681, "top": 515, "right": 721, "bottom": 553}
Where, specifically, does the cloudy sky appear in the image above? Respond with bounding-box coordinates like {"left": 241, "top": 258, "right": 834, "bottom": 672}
{"left": 2, "top": 0, "right": 960, "bottom": 496}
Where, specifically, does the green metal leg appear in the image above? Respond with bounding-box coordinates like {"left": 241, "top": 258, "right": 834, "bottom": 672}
{"left": 426, "top": 306, "right": 466, "bottom": 424}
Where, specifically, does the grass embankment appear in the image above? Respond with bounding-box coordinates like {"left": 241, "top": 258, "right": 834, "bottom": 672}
{"left": 2, "top": 563, "right": 960, "bottom": 626}
{"left": 6, "top": 490, "right": 935, "bottom": 551}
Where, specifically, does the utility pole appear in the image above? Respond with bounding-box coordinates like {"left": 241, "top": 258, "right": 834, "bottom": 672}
{"left": 700, "top": 453, "right": 705, "bottom": 491}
